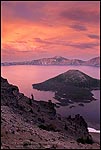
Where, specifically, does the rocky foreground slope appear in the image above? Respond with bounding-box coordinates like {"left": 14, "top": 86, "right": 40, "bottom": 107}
{"left": 1, "top": 77, "right": 100, "bottom": 149}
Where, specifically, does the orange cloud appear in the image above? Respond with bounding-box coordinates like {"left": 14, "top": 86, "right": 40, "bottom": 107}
{"left": 1, "top": 1, "right": 100, "bottom": 62}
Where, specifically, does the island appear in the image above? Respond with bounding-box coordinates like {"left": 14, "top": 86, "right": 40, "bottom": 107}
{"left": 32, "top": 70, "right": 100, "bottom": 105}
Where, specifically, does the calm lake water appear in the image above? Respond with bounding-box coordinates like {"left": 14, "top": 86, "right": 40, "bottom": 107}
{"left": 1, "top": 65, "right": 100, "bottom": 130}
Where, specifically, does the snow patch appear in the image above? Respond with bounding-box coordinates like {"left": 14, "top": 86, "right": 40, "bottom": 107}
{"left": 88, "top": 127, "right": 100, "bottom": 133}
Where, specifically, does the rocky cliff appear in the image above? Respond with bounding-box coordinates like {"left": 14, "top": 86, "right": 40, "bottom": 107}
{"left": 1, "top": 77, "right": 100, "bottom": 149}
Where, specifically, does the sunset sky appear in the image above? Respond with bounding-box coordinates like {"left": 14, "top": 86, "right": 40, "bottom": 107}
{"left": 1, "top": 1, "right": 100, "bottom": 62}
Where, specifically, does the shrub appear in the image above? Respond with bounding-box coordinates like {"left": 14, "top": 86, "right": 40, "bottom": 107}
{"left": 29, "top": 108, "right": 33, "bottom": 113}
{"left": 23, "top": 140, "right": 31, "bottom": 147}
{"left": 38, "top": 118, "right": 45, "bottom": 123}
{"left": 64, "top": 123, "right": 68, "bottom": 130}
{"left": 38, "top": 124, "right": 56, "bottom": 132}
{"left": 77, "top": 136, "right": 93, "bottom": 144}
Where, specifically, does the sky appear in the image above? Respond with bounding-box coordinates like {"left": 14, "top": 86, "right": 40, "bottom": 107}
{"left": 1, "top": 1, "right": 100, "bottom": 62}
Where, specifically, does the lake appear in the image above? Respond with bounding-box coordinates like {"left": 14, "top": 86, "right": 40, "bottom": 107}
{"left": 1, "top": 65, "right": 100, "bottom": 130}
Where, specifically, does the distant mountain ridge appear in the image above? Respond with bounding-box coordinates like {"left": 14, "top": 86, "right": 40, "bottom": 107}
{"left": 1, "top": 56, "right": 100, "bottom": 67}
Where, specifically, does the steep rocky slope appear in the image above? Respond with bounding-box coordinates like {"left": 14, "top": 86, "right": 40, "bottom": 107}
{"left": 1, "top": 77, "right": 100, "bottom": 149}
